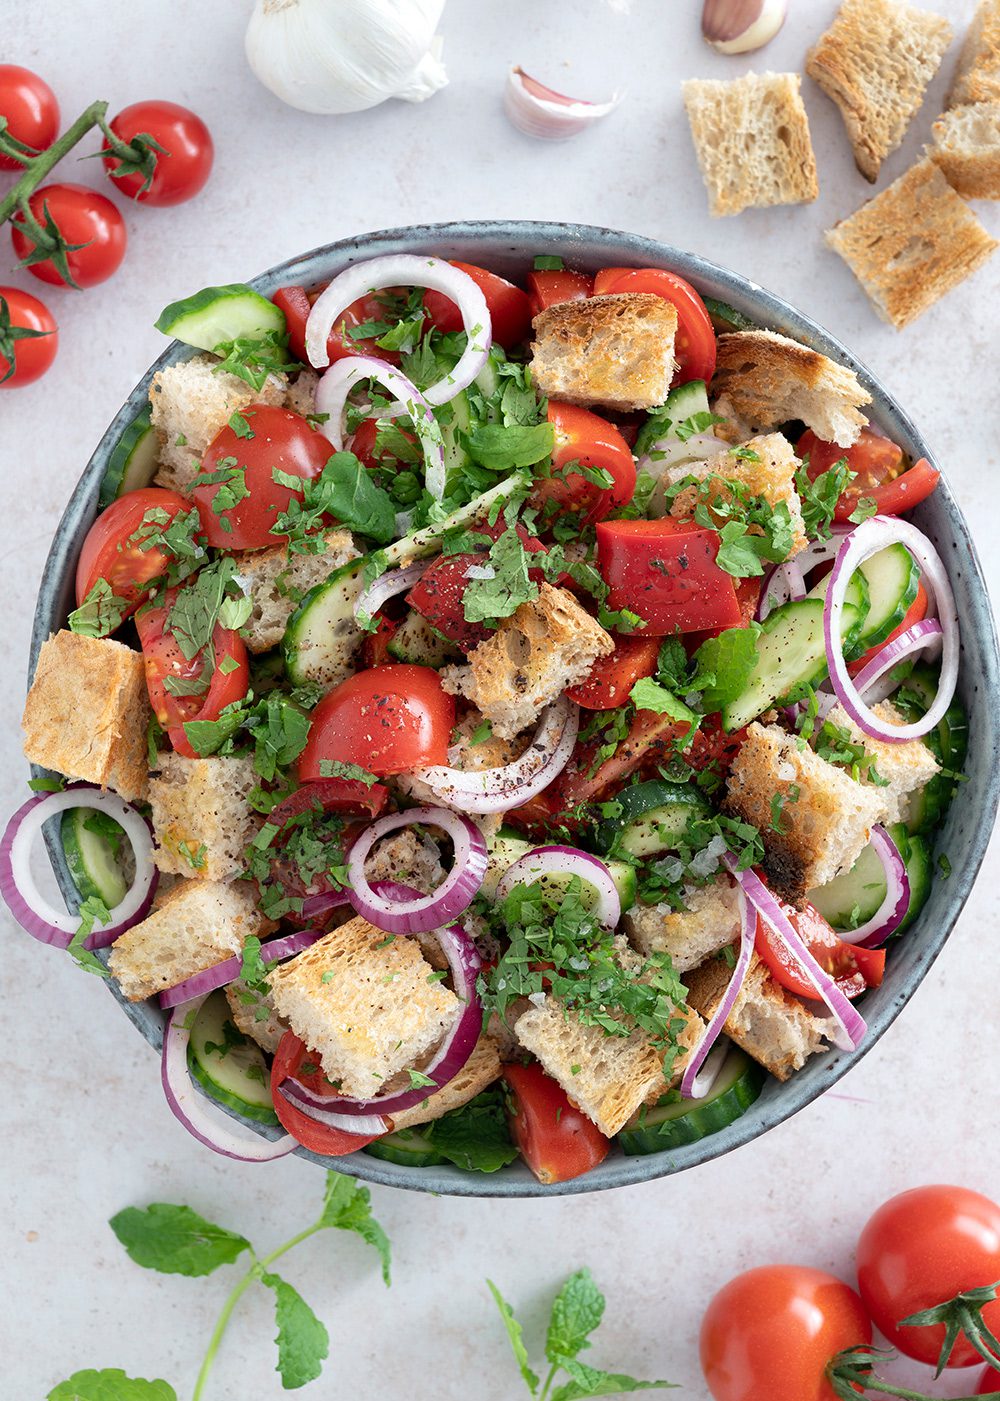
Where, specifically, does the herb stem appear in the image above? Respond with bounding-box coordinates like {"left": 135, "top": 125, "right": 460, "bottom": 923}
{"left": 537, "top": 1362, "right": 559, "bottom": 1400}
{"left": 0, "top": 100, "right": 109, "bottom": 227}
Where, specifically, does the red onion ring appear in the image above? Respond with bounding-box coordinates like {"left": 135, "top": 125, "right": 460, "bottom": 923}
{"left": 504, "top": 65, "right": 622, "bottom": 140}
{"left": 161, "top": 993, "right": 296, "bottom": 1162}
{"left": 316, "top": 356, "right": 447, "bottom": 499}
{"left": 345, "top": 806, "right": 487, "bottom": 934}
{"left": 159, "top": 928, "right": 326, "bottom": 1010}
{"left": 848, "top": 619, "right": 944, "bottom": 707}
{"left": 354, "top": 559, "right": 427, "bottom": 623}
{"left": 681, "top": 881, "right": 756, "bottom": 1099}
{"left": 756, "top": 558, "right": 807, "bottom": 622}
{"left": 275, "top": 1085, "right": 390, "bottom": 1138}
{"left": 495, "top": 845, "right": 621, "bottom": 928}
{"left": 296, "top": 888, "right": 352, "bottom": 926}
{"left": 824, "top": 517, "right": 958, "bottom": 742}
{"left": 305, "top": 254, "right": 491, "bottom": 403}
{"left": 411, "top": 697, "right": 580, "bottom": 814}
{"left": 835, "top": 826, "right": 911, "bottom": 950}
{"left": 0, "top": 784, "right": 157, "bottom": 950}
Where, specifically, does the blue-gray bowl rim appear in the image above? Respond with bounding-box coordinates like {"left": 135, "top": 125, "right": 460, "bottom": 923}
{"left": 28, "top": 218, "right": 1000, "bottom": 1197}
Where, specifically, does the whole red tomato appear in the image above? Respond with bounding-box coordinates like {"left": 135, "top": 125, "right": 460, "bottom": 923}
{"left": 0, "top": 65, "right": 60, "bottom": 170}
{"left": 102, "top": 100, "right": 213, "bottom": 205}
{"left": 0, "top": 286, "right": 57, "bottom": 387}
{"left": 11, "top": 183, "right": 127, "bottom": 288}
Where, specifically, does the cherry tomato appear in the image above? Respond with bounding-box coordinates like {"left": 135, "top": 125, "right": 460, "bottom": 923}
{"left": 298, "top": 665, "right": 454, "bottom": 779}
{"left": 565, "top": 633, "right": 661, "bottom": 709}
{"left": 423, "top": 261, "right": 532, "bottom": 350}
{"left": 75, "top": 487, "right": 199, "bottom": 616}
{"left": 102, "top": 100, "right": 213, "bottom": 206}
{"left": 849, "top": 582, "right": 928, "bottom": 678}
{"left": 596, "top": 518, "right": 742, "bottom": 634}
{"left": 0, "top": 66, "right": 60, "bottom": 171}
{"left": 11, "top": 183, "right": 127, "bottom": 289}
{"left": 271, "top": 1033, "right": 381, "bottom": 1156}
{"left": 701, "top": 1265, "right": 872, "bottom": 1401}
{"left": 527, "top": 268, "right": 594, "bottom": 319}
{"left": 755, "top": 903, "right": 885, "bottom": 1001}
{"left": 362, "top": 614, "right": 400, "bottom": 668}
{"left": 503, "top": 1062, "right": 609, "bottom": 1184}
{"left": 537, "top": 402, "right": 636, "bottom": 523}
{"left": 193, "top": 405, "right": 335, "bottom": 550}
{"left": 271, "top": 285, "right": 312, "bottom": 364}
{"left": 135, "top": 588, "right": 250, "bottom": 757}
{"left": 349, "top": 415, "right": 418, "bottom": 473}
{"left": 798, "top": 429, "right": 939, "bottom": 520}
{"left": 268, "top": 778, "right": 389, "bottom": 826}
{"left": 976, "top": 1364, "right": 1000, "bottom": 1394}
{"left": 0, "top": 285, "right": 57, "bottom": 387}
{"left": 594, "top": 267, "right": 717, "bottom": 385}
{"left": 857, "top": 1186, "right": 1000, "bottom": 1370}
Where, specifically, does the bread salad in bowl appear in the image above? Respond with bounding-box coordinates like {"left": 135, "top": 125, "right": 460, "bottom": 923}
{"left": 1, "top": 236, "right": 972, "bottom": 1191}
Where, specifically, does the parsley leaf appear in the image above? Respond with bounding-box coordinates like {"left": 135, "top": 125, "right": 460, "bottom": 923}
{"left": 260, "top": 1271, "right": 330, "bottom": 1390}
{"left": 68, "top": 896, "right": 112, "bottom": 977}
{"left": 271, "top": 451, "right": 396, "bottom": 548}
{"left": 534, "top": 254, "right": 565, "bottom": 270}
{"left": 795, "top": 458, "right": 854, "bottom": 541}
{"left": 546, "top": 1268, "right": 606, "bottom": 1364}
{"left": 848, "top": 495, "right": 878, "bottom": 525}
{"left": 47, "top": 1371, "right": 177, "bottom": 1401}
{"left": 246, "top": 694, "right": 311, "bottom": 781}
{"left": 212, "top": 328, "right": 297, "bottom": 392}
{"left": 629, "top": 677, "right": 697, "bottom": 725}
{"left": 68, "top": 579, "right": 130, "bottom": 638}
{"left": 108, "top": 1203, "right": 251, "bottom": 1277}
{"left": 462, "top": 526, "right": 539, "bottom": 625}
{"left": 464, "top": 422, "right": 555, "bottom": 471}
{"left": 317, "top": 759, "right": 379, "bottom": 787}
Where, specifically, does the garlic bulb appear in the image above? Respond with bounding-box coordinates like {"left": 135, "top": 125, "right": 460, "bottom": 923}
{"left": 245, "top": 0, "right": 449, "bottom": 115}
{"left": 702, "top": 0, "right": 787, "bottom": 55}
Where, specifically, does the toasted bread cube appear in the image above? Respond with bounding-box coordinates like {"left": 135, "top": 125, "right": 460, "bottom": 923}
{"left": 950, "top": 0, "right": 1000, "bottom": 107}
{"left": 390, "top": 1036, "right": 504, "bottom": 1131}
{"left": 22, "top": 632, "right": 152, "bottom": 802}
{"left": 685, "top": 951, "right": 828, "bottom": 1081}
{"left": 284, "top": 370, "right": 319, "bottom": 417}
{"left": 683, "top": 72, "right": 818, "bottom": 217}
{"left": 930, "top": 102, "right": 1000, "bottom": 198}
{"left": 625, "top": 878, "right": 742, "bottom": 973}
{"left": 109, "top": 879, "right": 274, "bottom": 1001}
{"left": 825, "top": 159, "right": 999, "bottom": 329}
{"left": 712, "top": 330, "right": 871, "bottom": 449}
{"left": 530, "top": 294, "right": 677, "bottom": 412}
{"left": 824, "top": 701, "right": 940, "bottom": 825}
{"left": 148, "top": 753, "right": 261, "bottom": 881}
{"left": 234, "top": 529, "right": 359, "bottom": 653}
{"left": 723, "top": 721, "right": 889, "bottom": 906}
{"left": 266, "top": 915, "right": 461, "bottom": 1098}
{"left": 225, "top": 982, "right": 289, "bottom": 1055}
{"left": 441, "top": 585, "right": 613, "bottom": 741}
{"left": 149, "top": 354, "right": 287, "bottom": 492}
{"left": 807, "top": 0, "right": 952, "bottom": 183}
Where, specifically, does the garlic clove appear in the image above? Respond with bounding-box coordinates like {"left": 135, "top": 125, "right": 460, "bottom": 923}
{"left": 504, "top": 66, "right": 623, "bottom": 141}
{"left": 702, "top": 0, "right": 788, "bottom": 55}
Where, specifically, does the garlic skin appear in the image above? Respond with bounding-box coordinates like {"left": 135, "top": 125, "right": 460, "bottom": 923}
{"left": 504, "top": 67, "right": 623, "bottom": 141}
{"left": 245, "top": 0, "right": 449, "bottom": 116}
{"left": 702, "top": 0, "right": 788, "bottom": 55}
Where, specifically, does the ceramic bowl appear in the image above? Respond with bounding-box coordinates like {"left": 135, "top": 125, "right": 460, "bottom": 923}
{"left": 31, "top": 220, "right": 1000, "bottom": 1196}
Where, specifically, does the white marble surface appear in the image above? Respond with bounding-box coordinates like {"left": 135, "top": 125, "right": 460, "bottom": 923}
{"left": 3, "top": 2, "right": 1000, "bottom": 1397}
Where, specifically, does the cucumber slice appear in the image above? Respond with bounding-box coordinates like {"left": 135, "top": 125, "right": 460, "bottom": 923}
{"left": 806, "top": 568, "right": 870, "bottom": 653}
{"left": 894, "top": 665, "right": 968, "bottom": 835}
{"left": 809, "top": 838, "right": 888, "bottom": 931}
{"left": 596, "top": 779, "right": 710, "bottom": 859}
{"left": 187, "top": 991, "right": 279, "bottom": 1126}
{"left": 284, "top": 558, "right": 366, "bottom": 687}
{"left": 98, "top": 410, "right": 159, "bottom": 506}
{"left": 889, "top": 822, "right": 932, "bottom": 933}
{"left": 618, "top": 1046, "right": 764, "bottom": 1155}
{"left": 662, "top": 379, "right": 711, "bottom": 424}
{"left": 702, "top": 297, "right": 756, "bottom": 333}
{"left": 855, "top": 544, "right": 919, "bottom": 651}
{"left": 364, "top": 1128, "right": 448, "bottom": 1167}
{"left": 60, "top": 807, "right": 129, "bottom": 908}
{"left": 155, "top": 284, "right": 287, "bottom": 352}
{"left": 482, "top": 832, "right": 637, "bottom": 911}
{"left": 440, "top": 387, "right": 474, "bottom": 494}
{"left": 387, "top": 611, "right": 460, "bottom": 667}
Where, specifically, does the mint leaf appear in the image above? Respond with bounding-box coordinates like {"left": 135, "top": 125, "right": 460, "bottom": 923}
{"left": 271, "top": 450, "right": 396, "bottom": 548}
{"left": 47, "top": 1370, "right": 177, "bottom": 1401}
{"left": 317, "top": 759, "right": 379, "bottom": 787}
{"left": 487, "top": 1280, "right": 540, "bottom": 1394}
{"left": 67, "top": 895, "right": 112, "bottom": 978}
{"left": 108, "top": 1203, "right": 251, "bottom": 1277}
{"left": 316, "top": 1171, "right": 391, "bottom": 1285}
{"left": 428, "top": 1086, "right": 519, "bottom": 1173}
{"left": 465, "top": 422, "right": 555, "bottom": 471}
{"left": 691, "top": 625, "right": 760, "bottom": 711}
{"left": 550, "top": 1359, "right": 675, "bottom": 1399}
{"left": 260, "top": 1270, "right": 330, "bottom": 1390}
{"left": 629, "top": 677, "right": 697, "bottom": 725}
{"left": 546, "top": 1268, "right": 606, "bottom": 1364}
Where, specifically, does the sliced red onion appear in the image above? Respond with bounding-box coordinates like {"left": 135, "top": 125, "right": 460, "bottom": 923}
{"left": 161, "top": 994, "right": 296, "bottom": 1162}
{"left": 354, "top": 559, "right": 427, "bottom": 623}
{"left": 824, "top": 517, "right": 958, "bottom": 742}
{"left": 305, "top": 254, "right": 491, "bottom": 404}
{"left": 411, "top": 696, "right": 580, "bottom": 814}
{"left": 297, "top": 888, "right": 351, "bottom": 925}
{"left": 504, "top": 65, "right": 622, "bottom": 140}
{"left": 0, "top": 785, "right": 157, "bottom": 950}
{"left": 282, "top": 909, "right": 482, "bottom": 1120}
{"left": 836, "top": 826, "right": 911, "bottom": 950}
{"left": 495, "top": 845, "right": 621, "bottom": 928}
{"left": 345, "top": 807, "right": 487, "bottom": 934}
{"left": 274, "top": 1086, "right": 390, "bottom": 1138}
{"left": 316, "top": 356, "right": 447, "bottom": 499}
{"left": 159, "top": 928, "right": 326, "bottom": 1010}
{"left": 724, "top": 855, "right": 867, "bottom": 1052}
{"left": 849, "top": 619, "right": 944, "bottom": 707}
{"left": 682, "top": 881, "right": 756, "bottom": 1099}
{"left": 756, "top": 558, "right": 806, "bottom": 622}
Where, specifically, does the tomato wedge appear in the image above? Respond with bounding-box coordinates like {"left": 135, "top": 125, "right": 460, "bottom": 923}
{"left": 755, "top": 902, "right": 886, "bottom": 1001}
{"left": 593, "top": 267, "right": 716, "bottom": 385}
{"left": 538, "top": 401, "right": 636, "bottom": 523}
{"left": 565, "top": 634, "right": 661, "bottom": 709}
{"left": 271, "top": 1033, "right": 382, "bottom": 1156}
{"left": 298, "top": 664, "right": 454, "bottom": 779}
{"left": 798, "top": 427, "right": 941, "bottom": 520}
{"left": 271, "top": 285, "right": 311, "bottom": 364}
{"left": 423, "top": 261, "right": 532, "bottom": 349}
{"left": 268, "top": 778, "right": 389, "bottom": 826}
{"left": 527, "top": 268, "right": 594, "bottom": 319}
{"left": 503, "top": 1062, "right": 610, "bottom": 1184}
{"left": 75, "top": 487, "right": 200, "bottom": 617}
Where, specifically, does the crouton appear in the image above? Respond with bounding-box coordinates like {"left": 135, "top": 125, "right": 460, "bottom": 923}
{"left": 109, "top": 879, "right": 274, "bottom": 1001}
{"left": 625, "top": 878, "right": 742, "bottom": 973}
{"left": 824, "top": 701, "right": 940, "bottom": 825}
{"left": 723, "top": 721, "right": 888, "bottom": 906}
{"left": 682, "top": 72, "right": 819, "bottom": 217}
{"left": 930, "top": 102, "right": 1000, "bottom": 198}
{"left": 389, "top": 1035, "right": 504, "bottom": 1131}
{"left": 806, "top": 0, "right": 953, "bottom": 183}
{"left": 23, "top": 631, "right": 152, "bottom": 802}
{"left": 225, "top": 982, "right": 289, "bottom": 1055}
{"left": 364, "top": 827, "right": 445, "bottom": 894}
{"left": 148, "top": 753, "right": 261, "bottom": 882}
{"left": 530, "top": 294, "right": 678, "bottom": 412}
{"left": 825, "top": 159, "right": 999, "bottom": 329}
{"left": 149, "top": 354, "right": 287, "bottom": 492}
{"left": 711, "top": 330, "right": 871, "bottom": 448}
{"left": 514, "top": 997, "right": 704, "bottom": 1137}
{"left": 685, "top": 950, "right": 828, "bottom": 1081}
{"left": 266, "top": 914, "right": 460, "bottom": 1098}
{"left": 660, "top": 432, "right": 808, "bottom": 555}
{"left": 949, "top": 0, "right": 1000, "bottom": 107}
{"left": 284, "top": 370, "right": 319, "bottom": 417}
{"left": 441, "top": 585, "right": 613, "bottom": 741}
{"left": 234, "top": 529, "right": 359, "bottom": 653}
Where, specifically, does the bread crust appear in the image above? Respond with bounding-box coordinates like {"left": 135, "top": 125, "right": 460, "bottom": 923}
{"left": 530, "top": 294, "right": 677, "bottom": 411}
{"left": 930, "top": 101, "right": 1000, "bottom": 198}
{"left": 949, "top": 0, "right": 1000, "bottom": 107}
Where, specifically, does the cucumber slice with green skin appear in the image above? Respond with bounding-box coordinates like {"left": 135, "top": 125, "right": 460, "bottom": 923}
{"left": 662, "top": 379, "right": 711, "bottom": 425}
{"left": 854, "top": 544, "right": 919, "bottom": 652}
{"left": 98, "top": 410, "right": 159, "bottom": 507}
{"left": 481, "top": 833, "right": 637, "bottom": 911}
{"left": 596, "top": 779, "right": 710, "bottom": 859}
{"left": 894, "top": 665, "right": 968, "bottom": 835}
{"left": 387, "top": 611, "right": 461, "bottom": 668}
{"left": 702, "top": 297, "right": 756, "bottom": 333}
{"left": 155, "top": 284, "right": 287, "bottom": 352}
{"left": 618, "top": 1046, "right": 764, "bottom": 1155}
{"left": 808, "top": 838, "right": 888, "bottom": 931}
{"left": 888, "top": 822, "right": 932, "bottom": 934}
{"left": 806, "top": 568, "right": 870, "bottom": 653}
{"left": 187, "top": 991, "right": 279, "bottom": 1126}
{"left": 364, "top": 1128, "right": 448, "bottom": 1168}
{"left": 60, "top": 807, "right": 129, "bottom": 908}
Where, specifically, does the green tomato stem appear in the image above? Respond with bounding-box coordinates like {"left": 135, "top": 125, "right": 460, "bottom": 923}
{"left": 0, "top": 100, "right": 109, "bottom": 227}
